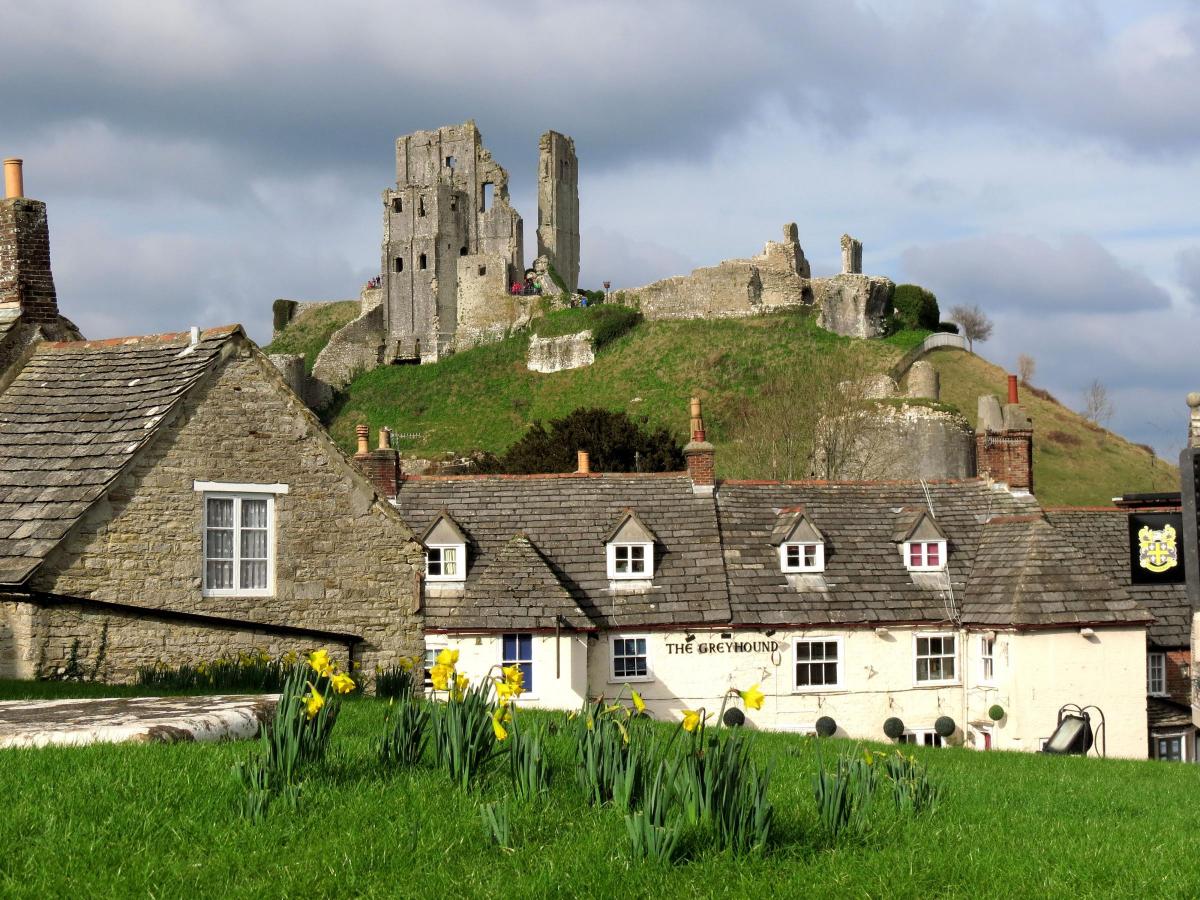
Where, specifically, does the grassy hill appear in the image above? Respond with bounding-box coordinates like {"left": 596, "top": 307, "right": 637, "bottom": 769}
{"left": 266, "top": 305, "right": 1177, "bottom": 506}
{"left": 263, "top": 300, "right": 359, "bottom": 372}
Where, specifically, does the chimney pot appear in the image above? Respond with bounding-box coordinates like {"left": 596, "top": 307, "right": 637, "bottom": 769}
{"left": 1007, "top": 374, "right": 1019, "bottom": 405}
{"left": 355, "top": 424, "right": 370, "bottom": 456}
{"left": 576, "top": 450, "right": 590, "bottom": 474}
{"left": 4, "top": 158, "right": 23, "bottom": 199}
{"left": 689, "top": 395, "right": 706, "bottom": 442}
{"left": 378, "top": 426, "right": 391, "bottom": 450}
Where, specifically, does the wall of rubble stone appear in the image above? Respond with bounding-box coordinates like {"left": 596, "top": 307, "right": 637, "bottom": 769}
{"left": 864, "top": 403, "right": 975, "bottom": 480}
{"left": 527, "top": 330, "right": 594, "bottom": 373}
{"left": 537, "top": 130, "right": 580, "bottom": 292}
{"left": 310, "top": 304, "right": 385, "bottom": 406}
{"left": 813, "top": 274, "right": 894, "bottom": 338}
{"left": 17, "top": 346, "right": 424, "bottom": 679}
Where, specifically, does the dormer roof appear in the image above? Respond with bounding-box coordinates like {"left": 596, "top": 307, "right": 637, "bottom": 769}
{"left": 603, "top": 509, "right": 658, "bottom": 545}
{"left": 893, "top": 509, "right": 948, "bottom": 544}
{"left": 420, "top": 509, "right": 468, "bottom": 546}
{"left": 770, "top": 509, "right": 825, "bottom": 546}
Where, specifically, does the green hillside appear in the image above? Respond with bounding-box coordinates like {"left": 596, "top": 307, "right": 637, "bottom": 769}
{"left": 266, "top": 306, "right": 1178, "bottom": 506}
{"left": 263, "top": 300, "right": 359, "bottom": 372}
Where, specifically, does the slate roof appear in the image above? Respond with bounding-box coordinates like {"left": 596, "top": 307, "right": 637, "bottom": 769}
{"left": 1045, "top": 508, "right": 1189, "bottom": 647}
{"left": 718, "top": 481, "right": 1038, "bottom": 626}
{"left": 1148, "top": 696, "right": 1194, "bottom": 730}
{"left": 394, "top": 474, "right": 730, "bottom": 630}
{"left": 0, "top": 327, "right": 239, "bottom": 585}
{"left": 424, "top": 533, "right": 592, "bottom": 630}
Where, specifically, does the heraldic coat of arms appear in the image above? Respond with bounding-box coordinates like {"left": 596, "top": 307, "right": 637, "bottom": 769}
{"left": 1138, "top": 523, "right": 1179, "bottom": 573}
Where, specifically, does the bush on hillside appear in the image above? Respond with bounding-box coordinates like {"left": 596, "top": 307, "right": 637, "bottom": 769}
{"left": 934, "top": 322, "right": 959, "bottom": 334}
{"left": 533, "top": 305, "right": 643, "bottom": 351}
{"left": 892, "top": 285, "right": 940, "bottom": 331}
{"left": 495, "top": 408, "right": 684, "bottom": 474}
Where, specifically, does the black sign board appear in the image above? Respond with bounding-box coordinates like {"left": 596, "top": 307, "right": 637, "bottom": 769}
{"left": 1182, "top": 447, "right": 1200, "bottom": 607}
{"left": 1129, "top": 512, "right": 1186, "bottom": 585}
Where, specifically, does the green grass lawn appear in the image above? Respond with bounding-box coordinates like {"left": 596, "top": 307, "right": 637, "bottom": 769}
{"left": 2, "top": 682, "right": 1198, "bottom": 897}
{"left": 263, "top": 300, "right": 360, "bottom": 373}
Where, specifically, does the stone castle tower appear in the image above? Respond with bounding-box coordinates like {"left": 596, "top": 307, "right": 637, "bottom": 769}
{"left": 536, "top": 131, "right": 579, "bottom": 294}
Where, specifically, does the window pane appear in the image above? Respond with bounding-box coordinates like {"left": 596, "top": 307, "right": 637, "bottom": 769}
{"left": 503, "top": 633, "right": 517, "bottom": 659}
{"left": 630, "top": 546, "right": 644, "bottom": 563}
{"left": 796, "top": 664, "right": 810, "bottom": 687}
{"left": 241, "top": 528, "right": 267, "bottom": 560}
{"left": 615, "top": 546, "right": 629, "bottom": 563}
{"left": 427, "top": 549, "right": 442, "bottom": 576}
{"left": 823, "top": 641, "right": 838, "bottom": 660}
{"left": 241, "top": 498, "right": 268, "bottom": 529}
{"left": 917, "top": 637, "right": 930, "bottom": 656}
{"left": 206, "top": 498, "right": 233, "bottom": 528}
{"left": 206, "top": 560, "right": 233, "bottom": 590}
{"left": 206, "top": 528, "right": 233, "bottom": 560}
{"left": 804, "top": 545, "right": 818, "bottom": 566}
{"left": 518, "top": 633, "right": 532, "bottom": 658}
{"left": 241, "top": 559, "right": 267, "bottom": 589}
{"left": 796, "top": 643, "right": 811, "bottom": 662}
{"left": 909, "top": 544, "right": 922, "bottom": 567}
{"left": 917, "top": 658, "right": 930, "bottom": 681}
{"left": 926, "top": 543, "right": 940, "bottom": 566}
{"left": 442, "top": 547, "right": 457, "bottom": 576}
{"left": 634, "top": 639, "right": 646, "bottom": 655}
{"left": 786, "top": 545, "right": 800, "bottom": 566}
{"left": 822, "top": 662, "right": 837, "bottom": 684}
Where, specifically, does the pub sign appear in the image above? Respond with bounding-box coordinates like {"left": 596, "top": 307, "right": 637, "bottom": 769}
{"left": 1129, "top": 512, "right": 1186, "bottom": 585}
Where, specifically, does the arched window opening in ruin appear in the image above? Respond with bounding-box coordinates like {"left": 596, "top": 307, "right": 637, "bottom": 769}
{"left": 394, "top": 257, "right": 404, "bottom": 272}
{"left": 481, "top": 182, "right": 493, "bottom": 212}
{"left": 449, "top": 197, "right": 457, "bottom": 211}
{"left": 418, "top": 196, "right": 426, "bottom": 217}
{"left": 392, "top": 197, "right": 403, "bottom": 213}
{"left": 445, "top": 155, "right": 457, "bottom": 170}
{"left": 459, "top": 246, "right": 468, "bottom": 256}
{"left": 478, "top": 265, "right": 486, "bottom": 277}
{"left": 419, "top": 253, "right": 427, "bottom": 270}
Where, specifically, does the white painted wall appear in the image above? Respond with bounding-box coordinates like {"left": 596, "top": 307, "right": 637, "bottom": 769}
{"left": 426, "top": 632, "right": 589, "bottom": 709}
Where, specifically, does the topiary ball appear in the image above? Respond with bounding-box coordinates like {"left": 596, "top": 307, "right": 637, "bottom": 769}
{"left": 934, "top": 715, "right": 956, "bottom": 738}
{"left": 988, "top": 704, "right": 1005, "bottom": 722}
{"left": 723, "top": 707, "right": 746, "bottom": 728}
{"left": 815, "top": 716, "right": 837, "bottom": 737}
{"left": 883, "top": 716, "right": 905, "bottom": 739}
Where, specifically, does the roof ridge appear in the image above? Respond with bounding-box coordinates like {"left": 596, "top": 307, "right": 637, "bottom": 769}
{"left": 40, "top": 324, "right": 242, "bottom": 351}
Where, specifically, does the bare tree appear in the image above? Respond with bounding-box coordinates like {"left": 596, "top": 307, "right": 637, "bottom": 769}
{"left": 1081, "top": 379, "right": 1115, "bottom": 427}
{"left": 949, "top": 304, "right": 994, "bottom": 350}
{"left": 1017, "top": 354, "right": 1036, "bottom": 385}
{"left": 727, "top": 344, "right": 891, "bottom": 481}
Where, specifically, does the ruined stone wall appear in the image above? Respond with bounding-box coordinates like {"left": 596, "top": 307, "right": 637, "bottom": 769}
{"left": 864, "top": 403, "right": 975, "bottom": 480}
{"left": 527, "top": 330, "right": 594, "bottom": 373}
{"left": 812, "top": 274, "right": 894, "bottom": 338}
{"left": 452, "top": 253, "right": 538, "bottom": 351}
{"left": 309, "top": 304, "right": 385, "bottom": 406}
{"left": 537, "top": 131, "right": 579, "bottom": 292}
{"left": 22, "top": 347, "right": 424, "bottom": 677}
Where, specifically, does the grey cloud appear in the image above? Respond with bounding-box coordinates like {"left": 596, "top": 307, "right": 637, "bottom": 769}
{"left": 901, "top": 234, "right": 1171, "bottom": 314}
{"left": 1177, "top": 246, "right": 1200, "bottom": 305}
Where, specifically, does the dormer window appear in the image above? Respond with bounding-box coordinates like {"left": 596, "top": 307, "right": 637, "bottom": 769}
{"left": 604, "top": 510, "right": 657, "bottom": 581}
{"left": 421, "top": 510, "right": 468, "bottom": 584}
{"left": 895, "top": 510, "right": 949, "bottom": 574}
{"left": 906, "top": 540, "right": 945, "bottom": 571}
{"left": 771, "top": 509, "right": 825, "bottom": 574}
{"left": 781, "top": 542, "right": 823, "bottom": 573}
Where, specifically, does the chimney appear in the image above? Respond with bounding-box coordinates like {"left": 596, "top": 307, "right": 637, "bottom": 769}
{"left": 0, "top": 159, "right": 59, "bottom": 323}
{"left": 354, "top": 424, "right": 401, "bottom": 498}
{"left": 1188, "top": 392, "right": 1200, "bottom": 450}
{"left": 975, "top": 382, "right": 1034, "bottom": 494}
{"left": 576, "top": 450, "right": 590, "bottom": 474}
{"left": 4, "top": 159, "right": 23, "bottom": 199}
{"left": 683, "top": 395, "right": 716, "bottom": 495}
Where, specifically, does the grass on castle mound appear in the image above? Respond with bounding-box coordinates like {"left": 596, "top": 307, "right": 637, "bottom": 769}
{"left": 1, "top": 681, "right": 1197, "bottom": 897}
{"left": 927, "top": 348, "right": 1179, "bottom": 507}
{"left": 263, "top": 300, "right": 360, "bottom": 373}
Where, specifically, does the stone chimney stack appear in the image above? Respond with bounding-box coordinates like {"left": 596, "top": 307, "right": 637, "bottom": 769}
{"left": 1187, "top": 393, "right": 1200, "bottom": 449}
{"left": 0, "top": 159, "right": 60, "bottom": 324}
{"left": 975, "top": 380, "right": 1034, "bottom": 494}
{"left": 354, "top": 424, "right": 401, "bottom": 498}
{"left": 683, "top": 396, "right": 716, "bottom": 495}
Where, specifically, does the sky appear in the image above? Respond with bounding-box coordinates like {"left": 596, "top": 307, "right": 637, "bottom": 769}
{"left": 2, "top": 0, "right": 1198, "bottom": 457}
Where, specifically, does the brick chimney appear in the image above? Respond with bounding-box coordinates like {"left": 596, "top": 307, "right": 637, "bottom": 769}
{"left": 354, "top": 424, "right": 401, "bottom": 498}
{"left": 975, "top": 377, "right": 1033, "bottom": 493}
{"left": 0, "top": 159, "right": 60, "bottom": 323}
{"left": 683, "top": 396, "right": 715, "bottom": 495}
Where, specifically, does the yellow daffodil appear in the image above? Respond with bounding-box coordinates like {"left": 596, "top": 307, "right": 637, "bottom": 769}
{"left": 681, "top": 709, "right": 709, "bottom": 733}
{"left": 282, "top": 651, "right": 298, "bottom": 667}
{"left": 494, "top": 681, "right": 515, "bottom": 706}
{"left": 304, "top": 684, "right": 325, "bottom": 720}
{"left": 436, "top": 648, "right": 459, "bottom": 668}
{"left": 501, "top": 665, "right": 525, "bottom": 693}
{"left": 738, "top": 684, "right": 766, "bottom": 711}
{"left": 492, "top": 708, "right": 508, "bottom": 741}
{"left": 398, "top": 656, "right": 415, "bottom": 672}
{"left": 453, "top": 672, "right": 469, "bottom": 700}
{"left": 331, "top": 672, "right": 356, "bottom": 694}
{"left": 631, "top": 689, "right": 646, "bottom": 713}
{"left": 308, "top": 649, "right": 333, "bottom": 678}
{"left": 430, "top": 663, "right": 452, "bottom": 691}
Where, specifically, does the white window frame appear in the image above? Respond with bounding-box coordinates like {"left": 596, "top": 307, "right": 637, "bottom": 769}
{"left": 905, "top": 539, "right": 947, "bottom": 572}
{"left": 1148, "top": 651, "right": 1167, "bottom": 696}
{"left": 980, "top": 635, "right": 996, "bottom": 684}
{"left": 898, "top": 730, "right": 945, "bottom": 748}
{"left": 501, "top": 632, "right": 536, "bottom": 698}
{"left": 913, "top": 632, "right": 959, "bottom": 686}
{"left": 1153, "top": 731, "right": 1188, "bottom": 762}
{"left": 425, "top": 543, "right": 466, "bottom": 583}
{"left": 610, "top": 634, "right": 652, "bottom": 683}
{"left": 607, "top": 542, "right": 653, "bottom": 580}
{"left": 201, "top": 491, "right": 276, "bottom": 597}
{"left": 423, "top": 640, "right": 447, "bottom": 692}
{"left": 780, "top": 542, "right": 824, "bottom": 573}
{"left": 792, "top": 636, "right": 844, "bottom": 691}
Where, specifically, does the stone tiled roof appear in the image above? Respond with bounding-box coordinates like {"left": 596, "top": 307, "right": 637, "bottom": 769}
{"left": 0, "top": 327, "right": 240, "bottom": 585}
{"left": 424, "top": 533, "right": 592, "bottom": 630}
{"left": 718, "top": 481, "right": 1038, "bottom": 626}
{"left": 1148, "top": 695, "right": 1193, "bottom": 729}
{"left": 963, "top": 515, "right": 1148, "bottom": 627}
{"left": 1044, "top": 508, "right": 1188, "bottom": 647}
{"left": 394, "top": 474, "right": 730, "bottom": 630}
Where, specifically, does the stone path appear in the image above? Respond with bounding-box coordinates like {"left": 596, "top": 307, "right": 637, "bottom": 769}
{"left": 0, "top": 694, "right": 278, "bottom": 749}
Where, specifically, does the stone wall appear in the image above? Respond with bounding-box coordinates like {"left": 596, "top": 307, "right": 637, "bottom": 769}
{"left": 812, "top": 274, "right": 894, "bottom": 338}
{"left": 0, "top": 197, "right": 57, "bottom": 323}
{"left": 453, "top": 252, "right": 537, "bottom": 351}
{"left": 865, "top": 403, "right": 975, "bottom": 480}
{"left": 537, "top": 130, "right": 579, "bottom": 292}
{"left": 310, "top": 304, "right": 385, "bottom": 406}
{"left": 17, "top": 344, "right": 424, "bottom": 678}
{"left": 527, "top": 330, "right": 594, "bottom": 373}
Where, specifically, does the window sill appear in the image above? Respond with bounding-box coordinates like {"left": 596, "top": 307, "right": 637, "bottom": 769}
{"left": 203, "top": 590, "right": 274, "bottom": 598}
{"left": 912, "top": 680, "right": 961, "bottom": 689}
{"left": 791, "top": 686, "right": 845, "bottom": 694}
{"left": 609, "top": 676, "right": 655, "bottom": 684}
